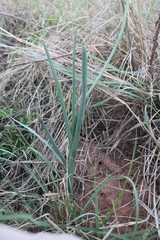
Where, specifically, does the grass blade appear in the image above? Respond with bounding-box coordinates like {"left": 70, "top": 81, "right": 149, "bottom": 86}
{"left": 29, "top": 147, "right": 61, "bottom": 177}
{"left": 68, "top": 47, "right": 87, "bottom": 191}
{"left": 86, "top": 0, "right": 131, "bottom": 98}
{"left": 11, "top": 117, "right": 66, "bottom": 167}
{"left": 39, "top": 118, "right": 66, "bottom": 169}
{"left": 102, "top": 133, "right": 138, "bottom": 226}
{"left": 71, "top": 30, "right": 77, "bottom": 136}
{"left": 43, "top": 41, "right": 72, "bottom": 146}
{"left": 71, "top": 47, "right": 87, "bottom": 160}
{"left": 24, "top": 164, "right": 48, "bottom": 194}
{"left": 83, "top": 176, "right": 115, "bottom": 212}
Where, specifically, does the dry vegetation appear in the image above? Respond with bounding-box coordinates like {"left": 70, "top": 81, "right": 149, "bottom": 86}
{"left": 0, "top": 0, "right": 160, "bottom": 239}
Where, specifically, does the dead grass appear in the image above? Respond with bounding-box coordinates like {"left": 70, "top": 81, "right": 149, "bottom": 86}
{"left": 0, "top": 0, "right": 160, "bottom": 239}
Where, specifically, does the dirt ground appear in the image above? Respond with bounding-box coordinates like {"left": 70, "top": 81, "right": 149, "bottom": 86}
{"left": 73, "top": 102, "right": 155, "bottom": 235}
{"left": 74, "top": 141, "right": 151, "bottom": 234}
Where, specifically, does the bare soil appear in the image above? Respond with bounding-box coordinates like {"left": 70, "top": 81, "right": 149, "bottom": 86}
{"left": 74, "top": 141, "right": 150, "bottom": 234}
{"left": 74, "top": 102, "right": 154, "bottom": 235}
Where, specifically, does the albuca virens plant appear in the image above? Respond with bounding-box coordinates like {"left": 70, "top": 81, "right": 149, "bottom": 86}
{"left": 41, "top": 33, "right": 87, "bottom": 195}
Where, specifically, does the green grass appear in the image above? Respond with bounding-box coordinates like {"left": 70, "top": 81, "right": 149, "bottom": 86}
{"left": 0, "top": 0, "right": 160, "bottom": 239}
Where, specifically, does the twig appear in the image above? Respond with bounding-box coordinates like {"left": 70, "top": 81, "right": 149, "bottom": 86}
{"left": 149, "top": 11, "right": 160, "bottom": 78}
{"left": 0, "top": 12, "right": 44, "bottom": 29}
{"left": 2, "top": 52, "right": 78, "bottom": 70}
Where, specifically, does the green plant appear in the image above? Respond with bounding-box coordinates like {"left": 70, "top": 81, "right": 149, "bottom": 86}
{"left": 42, "top": 35, "right": 87, "bottom": 195}
{"left": 0, "top": 106, "right": 13, "bottom": 118}
{"left": 12, "top": 33, "right": 87, "bottom": 197}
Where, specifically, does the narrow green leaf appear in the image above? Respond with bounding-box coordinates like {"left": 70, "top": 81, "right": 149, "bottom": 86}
{"left": 43, "top": 42, "right": 72, "bottom": 146}
{"left": 71, "top": 47, "right": 87, "bottom": 161}
{"left": 144, "top": 105, "right": 149, "bottom": 129}
{"left": 39, "top": 118, "right": 66, "bottom": 168}
{"left": 94, "top": 178, "right": 100, "bottom": 230}
{"left": 86, "top": 0, "right": 131, "bottom": 98}
{"left": 0, "top": 213, "right": 33, "bottom": 221}
{"left": 11, "top": 117, "right": 66, "bottom": 167}
{"left": 71, "top": 30, "right": 77, "bottom": 135}
{"left": 83, "top": 176, "right": 115, "bottom": 211}
{"left": 28, "top": 148, "right": 59, "bottom": 176}
{"left": 102, "top": 133, "right": 138, "bottom": 226}
{"left": 68, "top": 47, "right": 87, "bottom": 191}
{"left": 24, "top": 164, "right": 48, "bottom": 194}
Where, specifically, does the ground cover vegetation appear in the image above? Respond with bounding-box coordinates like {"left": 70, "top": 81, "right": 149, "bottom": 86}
{"left": 0, "top": 0, "right": 160, "bottom": 239}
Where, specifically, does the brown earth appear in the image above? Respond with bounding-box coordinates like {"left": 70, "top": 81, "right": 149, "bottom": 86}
{"left": 72, "top": 100, "right": 156, "bottom": 235}
{"left": 74, "top": 140, "right": 151, "bottom": 235}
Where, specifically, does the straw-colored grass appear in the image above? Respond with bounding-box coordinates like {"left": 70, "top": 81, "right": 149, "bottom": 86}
{"left": 0, "top": 0, "right": 160, "bottom": 239}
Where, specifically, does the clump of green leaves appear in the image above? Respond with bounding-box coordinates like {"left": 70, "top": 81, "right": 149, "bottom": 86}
{"left": 41, "top": 33, "right": 87, "bottom": 195}
{"left": 12, "top": 33, "right": 87, "bottom": 197}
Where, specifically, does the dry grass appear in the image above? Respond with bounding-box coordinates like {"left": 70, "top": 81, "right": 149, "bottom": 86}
{"left": 0, "top": 0, "right": 160, "bottom": 239}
